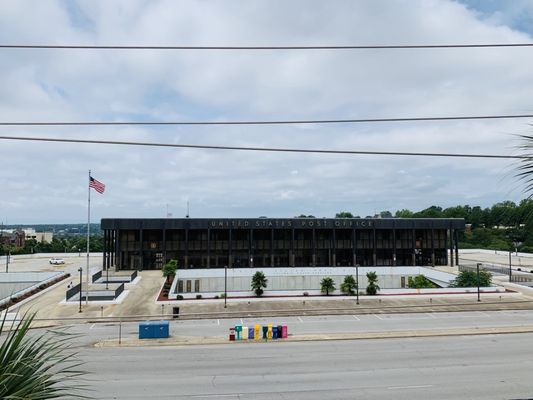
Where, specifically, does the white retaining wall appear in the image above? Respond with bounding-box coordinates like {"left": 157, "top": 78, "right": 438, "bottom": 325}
{"left": 169, "top": 266, "right": 461, "bottom": 299}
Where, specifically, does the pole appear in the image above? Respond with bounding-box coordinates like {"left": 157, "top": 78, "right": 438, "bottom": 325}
{"left": 224, "top": 264, "right": 227, "bottom": 308}
{"left": 5, "top": 249, "right": 9, "bottom": 273}
{"left": 476, "top": 262, "right": 481, "bottom": 302}
{"left": 78, "top": 267, "right": 82, "bottom": 313}
{"left": 509, "top": 250, "right": 512, "bottom": 282}
{"left": 86, "top": 169, "right": 91, "bottom": 305}
{"left": 356, "top": 264, "right": 359, "bottom": 305}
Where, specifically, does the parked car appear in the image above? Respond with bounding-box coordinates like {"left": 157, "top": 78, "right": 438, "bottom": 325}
{"left": 49, "top": 258, "right": 65, "bottom": 265}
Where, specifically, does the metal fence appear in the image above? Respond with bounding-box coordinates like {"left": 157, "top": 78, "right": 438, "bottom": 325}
{"left": 459, "top": 264, "right": 509, "bottom": 275}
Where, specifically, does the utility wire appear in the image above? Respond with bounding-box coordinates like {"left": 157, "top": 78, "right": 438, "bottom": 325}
{"left": 1, "top": 43, "right": 533, "bottom": 50}
{"left": 0, "top": 135, "right": 525, "bottom": 159}
{"left": 1, "top": 113, "right": 533, "bottom": 126}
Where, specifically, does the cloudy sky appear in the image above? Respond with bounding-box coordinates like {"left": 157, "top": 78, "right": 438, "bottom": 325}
{"left": 1, "top": 0, "right": 533, "bottom": 224}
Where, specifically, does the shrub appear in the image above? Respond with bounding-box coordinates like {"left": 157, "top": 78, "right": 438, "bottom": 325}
{"left": 407, "top": 275, "right": 438, "bottom": 289}
{"left": 449, "top": 270, "right": 492, "bottom": 287}
{"left": 196, "top": 294, "right": 202, "bottom": 299}
{"left": 340, "top": 275, "right": 357, "bottom": 296}
{"left": 320, "top": 277, "right": 336, "bottom": 296}
{"left": 366, "top": 271, "right": 380, "bottom": 295}
{"left": 251, "top": 271, "right": 268, "bottom": 297}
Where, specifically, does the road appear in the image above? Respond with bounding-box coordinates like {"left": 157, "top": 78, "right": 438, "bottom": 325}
{"left": 65, "top": 309, "right": 533, "bottom": 346}
{"left": 81, "top": 332, "right": 533, "bottom": 399}
{"left": 34, "top": 310, "right": 533, "bottom": 399}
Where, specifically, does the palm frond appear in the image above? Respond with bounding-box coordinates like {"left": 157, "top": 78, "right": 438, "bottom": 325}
{"left": 0, "top": 310, "right": 90, "bottom": 399}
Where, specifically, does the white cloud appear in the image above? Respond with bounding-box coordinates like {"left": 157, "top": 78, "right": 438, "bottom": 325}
{"left": 0, "top": 0, "right": 532, "bottom": 223}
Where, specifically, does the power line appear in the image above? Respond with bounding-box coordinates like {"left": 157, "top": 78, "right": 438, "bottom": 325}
{"left": 0, "top": 135, "right": 525, "bottom": 159}
{"left": 1, "top": 43, "right": 533, "bottom": 51}
{"left": 1, "top": 113, "right": 533, "bottom": 127}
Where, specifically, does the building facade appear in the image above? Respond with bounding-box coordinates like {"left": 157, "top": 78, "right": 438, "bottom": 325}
{"left": 101, "top": 217, "right": 465, "bottom": 270}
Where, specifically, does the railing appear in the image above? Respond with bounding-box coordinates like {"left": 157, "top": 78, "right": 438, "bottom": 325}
{"left": 65, "top": 283, "right": 80, "bottom": 301}
{"left": 460, "top": 264, "right": 510, "bottom": 275}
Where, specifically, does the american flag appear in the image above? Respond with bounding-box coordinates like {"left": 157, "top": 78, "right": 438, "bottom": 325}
{"left": 89, "top": 176, "right": 105, "bottom": 194}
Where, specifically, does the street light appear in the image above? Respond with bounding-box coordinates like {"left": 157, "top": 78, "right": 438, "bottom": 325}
{"left": 476, "top": 263, "right": 481, "bottom": 302}
{"left": 355, "top": 264, "right": 360, "bottom": 305}
{"left": 5, "top": 249, "right": 10, "bottom": 273}
{"left": 509, "top": 249, "right": 512, "bottom": 282}
{"left": 78, "top": 267, "right": 83, "bottom": 313}
{"left": 224, "top": 264, "right": 227, "bottom": 308}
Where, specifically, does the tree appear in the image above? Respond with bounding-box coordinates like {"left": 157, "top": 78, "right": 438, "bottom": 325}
{"left": 395, "top": 209, "right": 413, "bottom": 218}
{"left": 408, "top": 275, "right": 438, "bottom": 289}
{"left": 0, "top": 312, "right": 86, "bottom": 399}
{"left": 449, "top": 270, "right": 492, "bottom": 287}
{"left": 340, "top": 275, "right": 357, "bottom": 295}
{"left": 336, "top": 211, "right": 354, "bottom": 218}
{"left": 251, "top": 271, "right": 268, "bottom": 297}
{"left": 379, "top": 211, "right": 393, "bottom": 218}
{"left": 320, "top": 277, "right": 336, "bottom": 295}
{"left": 366, "top": 271, "right": 380, "bottom": 295}
{"left": 162, "top": 259, "right": 178, "bottom": 284}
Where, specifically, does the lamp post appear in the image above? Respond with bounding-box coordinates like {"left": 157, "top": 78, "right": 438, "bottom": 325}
{"left": 5, "top": 249, "right": 10, "bottom": 273}
{"left": 78, "top": 267, "right": 83, "bottom": 313}
{"left": 476, "top": 263, "right": 481, "bottom": 302}
{"left": 355, "top": 264, "right": 360, "bottom": 305}
{"left": 509, "top": 249, "right": 512, "bottom": 282}
{"left": 224, "top": 264, "right": 227, "bottom": 308}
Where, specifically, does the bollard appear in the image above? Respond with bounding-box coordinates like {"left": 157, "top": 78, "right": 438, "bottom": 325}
{"left": 242, "top": 326, "right": 248, "bottom": 341}
{"left": 430, "top": 298, "right": 432, "bottom": 303}
{"left": 254, "top": 324, "right": 261, "bottom": 340}
{"left": 100, "top": 306, "right": 104, "bottom": 318}
{"left": 267, "top": 324, "right": 273, "bottom": 340}
{"left": 249, "top": 326, "right": 254, "bottom": 340}
{"left": 229, "top": 327, "right": 235, "bottom": 341}
{"left": 262, "top": 326, "right": 268, "bottom": 340}
{"left": 272, "top": 326, "right": 278, "bottom": 339}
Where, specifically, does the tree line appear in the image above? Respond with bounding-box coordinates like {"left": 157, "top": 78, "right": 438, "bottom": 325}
{"left": 0, "top": 236, "right": 103, "bottom": 256}
{"left": 336, "top": 199, "right": 533, "bottom": 252}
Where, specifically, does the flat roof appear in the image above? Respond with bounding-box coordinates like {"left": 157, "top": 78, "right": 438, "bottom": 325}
{"left": 101, "top": 217, "right": 465, "bottom": 230}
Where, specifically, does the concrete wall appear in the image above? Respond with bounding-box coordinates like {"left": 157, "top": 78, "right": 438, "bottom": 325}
{"left": 169, "top": 266, "right": 459, "bottom": 299}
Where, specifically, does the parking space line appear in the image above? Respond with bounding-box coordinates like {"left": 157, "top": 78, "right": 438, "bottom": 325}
{"left": 352, "top": 315, "right": 360, "bottom": 321}
{"left": 297, "top": 316, "right": 304, "bottom": 323}
{"left": 217, "top": 319, "right": 220, "bottom": 326}
{"left": 374, "top": 314, "right": 384, "bottom": 320}
{"left": 426, "top": 313, "right": 437, "bottom": 319}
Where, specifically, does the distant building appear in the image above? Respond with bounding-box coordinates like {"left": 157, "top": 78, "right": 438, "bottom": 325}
{"left": 22, "top": 228, "right": 53, "bottom": 243}
{"left": 0, "top": 229, "right": 25, "bottom": 248}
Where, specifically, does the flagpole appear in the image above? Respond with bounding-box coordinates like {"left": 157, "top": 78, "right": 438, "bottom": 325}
{"left": 86, "top": 169, "right": 91, "bottom": 306}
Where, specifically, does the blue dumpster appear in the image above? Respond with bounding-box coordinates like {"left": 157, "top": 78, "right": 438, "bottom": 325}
{"left": 139, "top": 321, "right": 169, "bottom": 339}
{"left": 139, "top": 321, "right": 152, "bottom": 339}
{"left": 153, "top": 320, "right": 169, "bottom": 338}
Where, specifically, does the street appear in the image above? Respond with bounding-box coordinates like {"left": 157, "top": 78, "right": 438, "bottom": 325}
{"left": 81, "top": 332, "right": 533, "bottom": 399}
